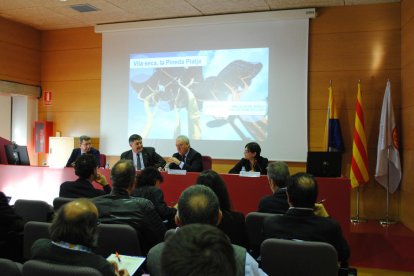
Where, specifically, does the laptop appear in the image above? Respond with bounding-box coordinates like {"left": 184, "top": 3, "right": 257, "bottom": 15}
{"left": 306, "top": 152, "right": 342, "bottom": 177}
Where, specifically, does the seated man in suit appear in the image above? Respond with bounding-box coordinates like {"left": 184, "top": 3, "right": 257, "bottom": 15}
{"left": 120, "top": 134, "right": 166, "bottom": 170}
{"left": 257, "top": 161, "right": 290, "bottom": 214}
{"left": 60, "top": 154, "right": 111, "bottom": 198}
{"left": 92, "top": 160, "right": 166, "bottom": 254}
{"left": 147, "top": 185, "right": 265, "bottom": 276}
{"left": 31, "top": 198, "right": 128, "bottom": 276}
{"left": 166, "top": 135, "right": 203, "bottom": 172}
{"left": 262, "top": 172, "right": 350, "bottom": 267}
{"left": 66, "top": 135, "right": 100, "bottom": 167}
{"left": 161, "top": 224, "right": 237, "bottom": 276}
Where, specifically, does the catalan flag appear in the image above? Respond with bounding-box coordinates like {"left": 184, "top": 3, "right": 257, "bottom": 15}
{"left": 323, "top": 85, "right": 344, "bottom": 152}
{"left": 350, "top": 83, "right": 369, "bottom": 188}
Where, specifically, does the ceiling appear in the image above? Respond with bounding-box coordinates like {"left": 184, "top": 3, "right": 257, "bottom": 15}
{"left": 0, "top": 0, "right": 399, "bottom": 30}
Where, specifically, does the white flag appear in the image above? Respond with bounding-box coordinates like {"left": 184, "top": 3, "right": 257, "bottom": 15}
{"left": 374, "top": 80, "right": 402, "bottom": 193}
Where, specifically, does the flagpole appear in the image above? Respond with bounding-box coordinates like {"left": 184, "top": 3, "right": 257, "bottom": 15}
{"left": 379, "top": 142, "right": 397, "bottom": 226}
{"left": 350, "top": 186, "right": 367, "bottom": 223}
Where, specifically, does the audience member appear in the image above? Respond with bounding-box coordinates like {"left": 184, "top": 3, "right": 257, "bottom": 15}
{"left": 0, "top": 192, "right": 25, "bottom": 261}
{"left": 262, "top": 172, "right": 350, "bottom": 267}
{"left": 60, "top": 154, "right": 111, "bottom": 198}
{"left": 132, "top": 167, "right": 177, "bottom": 228}
{"left": 229, "top": 142, "right": 268, "bottom": 175}
{"left": 196, "top": 169, "right": 248, "bottom": 248}
{"left": 120, "top": 134, "right": 166, "bottom": 170}
{"left": 31, "top": 199, "right": 128, "bottom": 276}
{"left": 161, "top": 224, "right": 236, "bottom": 276}
{"left": 92, "top": 160, "right": 166, "bottom": 254}
{"left": 66, "top": 135, "right": 100, "bottom": 167}
{"left": 257, "top": 161, "right": 290, "bottom": 214}
{"left": 147, "top": 185, "right": 266, "bottom": 276}
{"left": 167, "top": 135, "right": 203, "bottom": 172}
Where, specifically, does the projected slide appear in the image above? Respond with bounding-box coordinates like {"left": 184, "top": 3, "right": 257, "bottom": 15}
{"left": 128, "top": 48, "right": 268, "bottom": 141}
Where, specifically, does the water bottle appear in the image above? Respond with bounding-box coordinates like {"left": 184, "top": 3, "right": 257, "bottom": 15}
{"left": 241, "top": 166, "right": 246, "bottom": 173}
{"left": 105, "top": 161, "right": 110, "bottom": 169}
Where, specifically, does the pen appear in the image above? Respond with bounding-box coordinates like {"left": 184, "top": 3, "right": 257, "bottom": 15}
{"left": 116, "top": 251, "right": 121, "bottom": 263}
{"left": 318, "top": 199, "right": 326, "bottom": 204}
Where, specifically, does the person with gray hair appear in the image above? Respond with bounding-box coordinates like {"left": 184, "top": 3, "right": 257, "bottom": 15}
{"left": 257, "top": 161, "right": 290, "bottom": 214}
{"left": 166, "top": 135, "right": 203, "bottom": 172}
{"left": 66, "top": 135, "right": 100, "bottom": 167}
{"left": 92, "top": 160, "right": 166, "bottom": 254}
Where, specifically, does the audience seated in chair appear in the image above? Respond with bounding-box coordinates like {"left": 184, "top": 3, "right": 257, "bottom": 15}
{"left": 161, "top": 224, "right": 236, "bottom": 276}
{"left": 262, "top": 172, "right": 350, "bottom": 267}
{"left": 257, "top": 161, "right": 290, "bottom": 214}
{"left": 0, "top": 192, "right": 25, "bottom": 261}
{"left": 92, "top": 159, "right": 166, "bottom": 255}
{"left": 30, "top": 198, "right": 128, "bottom": 276}
{"left": 146, "top": 185, "right": 266, "bottom": 276}
{"left": 132, "top": 167, "right": 177, "bottom": 229}
{"left": 60, "top": 154, "right": 111, "bottom": 198}
{"left": 196, "top": 170, "right": 248, "bottom": 248}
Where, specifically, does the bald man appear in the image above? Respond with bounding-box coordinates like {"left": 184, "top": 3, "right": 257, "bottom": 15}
{"left": 31, "top": 199, "right": 128, "bottom": 276}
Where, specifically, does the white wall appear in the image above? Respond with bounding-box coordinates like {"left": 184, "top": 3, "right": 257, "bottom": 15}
{"left": 0, "top": 94, "right": 11, "bottom": 140}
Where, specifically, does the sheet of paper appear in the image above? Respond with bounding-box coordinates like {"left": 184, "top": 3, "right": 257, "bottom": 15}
{"left": 239, "top": 171, "right": 260, "bottom": 177}
{"left": 107, "top": 254, "right": 145, "bottom": 275}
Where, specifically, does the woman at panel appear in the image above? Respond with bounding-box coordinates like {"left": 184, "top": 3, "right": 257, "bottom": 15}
{"left": 228, "top": 142, "right": 268, "bottom": 175}
{"left": 196, "top": 170, "right": 249, "bottom": 249}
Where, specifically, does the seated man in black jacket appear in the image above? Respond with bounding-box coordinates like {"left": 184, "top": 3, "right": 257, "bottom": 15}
{"left": 262, "top": 172, "right": 350, "bottom": 267}
{"left": 66, "top": 135, "right": 100, "bottom": 167}
{"left": 60, "top": 154, "right": 111, "bottom": 198}
{"left": 92, "top": 160, "right": 166, "bottom": 254}
{"left": 257, "top": 161, "right": 290, "bottom": 214}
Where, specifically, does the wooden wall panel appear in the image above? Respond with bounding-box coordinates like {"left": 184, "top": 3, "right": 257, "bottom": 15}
{"left": 0, "top": 18, "right": 40, "bottom": 85}
{"left": 400, "top": 0, "right": 414, "bottom": 230}
{"left": 39, "top": 27, "right": 102, "bottom": 164}
{"left": 309, "top": 3, "right": 401, "bottom": 221}
{"left": 311, "top": 4, "right": 400, "bottom": 34}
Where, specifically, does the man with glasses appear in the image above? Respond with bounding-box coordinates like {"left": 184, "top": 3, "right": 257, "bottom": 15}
{"left": 66, "top": 135, "right": 100, "bottom": 167}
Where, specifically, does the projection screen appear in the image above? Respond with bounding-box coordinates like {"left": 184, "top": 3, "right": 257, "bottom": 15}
{"left": 97, "top": 9, "right": 314, "bottom": 161}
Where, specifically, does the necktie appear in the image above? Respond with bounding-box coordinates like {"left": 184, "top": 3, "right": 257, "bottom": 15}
{"left": 137, "top": 153, "right": 142, "bottom": 170}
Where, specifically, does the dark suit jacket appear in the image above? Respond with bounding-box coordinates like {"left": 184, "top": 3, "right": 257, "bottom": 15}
{"left": 257, "top": 187, "right": 289, "bottom": 214}
{"left": 92, "top": 188, "right": 166, "bottom": 254}
{"left": 169, "top": 148, "right": 203, "bottom": 172}
{"left": 31, "top": 239, "right": 116, "bottom": 276}
{"left": 65, "top": 148, "right": 100, "bottom": 167}
{"left": 262, "top": 208, "right": 350, "bottom": 265}
{"left": 219, "top": 210, "right": 249, "bottom": 249}
{"left": 59, "top": 178, "right": 111, "bottom": 198}
{"left": 228, "top": 156, "right": 268, "bottom": 175}
{"left": 132, "top": 186, "right": 177, "bottom": 225}
{"left": 120, "top": 147, "right": 166, "bottom": 168}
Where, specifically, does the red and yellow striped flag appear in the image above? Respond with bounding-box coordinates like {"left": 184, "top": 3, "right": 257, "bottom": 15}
{"left": 350, "top": 83, "right": 369, "bottom": 187}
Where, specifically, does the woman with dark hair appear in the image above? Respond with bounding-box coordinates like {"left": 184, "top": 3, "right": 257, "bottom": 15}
{"left": 228, "top": 142, "right": 268, "bottom": 175}
{"left": 196, "top": 170, "right": 248, "bottom": 249}
{"left": 132, "top": 167, "right": 176, "bottom": 228}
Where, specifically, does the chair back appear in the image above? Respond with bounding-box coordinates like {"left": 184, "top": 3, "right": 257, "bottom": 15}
{"left": 0, "top": 258, "right": 23, "bottom": 276}
{"left": 23, "top": 221, "right": 51, "bottom": 260}
{"left": 23, "top": 260, "right": 102, "bottom": 276}
{"left": 201, "top": 155, "right": 212, "bottom": 170}
{"left": 261, "top": 238, "right": 338, "bottom": 276}
{"left": 99, "top": 154, "right": 107, "bottom": 168}
{"left": 53, "top": 197, "right": 74, "bottom": 211}
{"left": 245, "top": 212, "right": 278, "bottom": 258}
{"left": 95, "top": 223, "right": 142, "bottom": 257}
{"left": 14, "top": 199, "right": 53, "bottom": 222}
